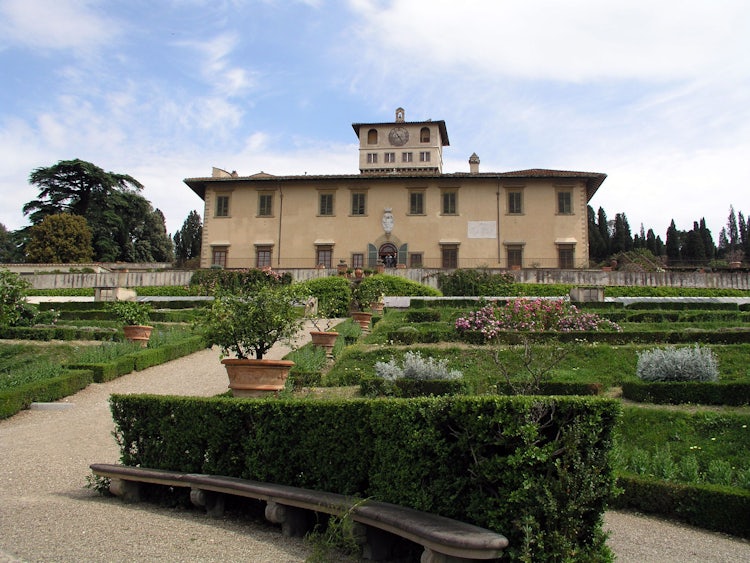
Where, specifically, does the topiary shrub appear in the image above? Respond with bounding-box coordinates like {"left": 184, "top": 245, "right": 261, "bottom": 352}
{"left": 636, "top": 344, "right": 719, "bottom": 382}
{"left": 437, "top": 268, "right": 515, "bottom": 296}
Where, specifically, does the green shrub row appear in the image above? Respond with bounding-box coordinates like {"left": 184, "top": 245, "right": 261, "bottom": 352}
{"left": 110, "top": 394, "right": 621, "bottom": 561}
{"left": 189, "top": 268, "right": 292, "bottom": 293}
{"left": 613, "top": 474, "right": 750, "bottom": 538}
{"left": 495, "top": 382, "right": 604, "bottom": 396}
{"left": 66, "top": 335, "right": 206, "bottom": 383}
{"left": 600, "top": 310, "right": 750, "bottom": 323}
{"left": 0, "top": 325, "right": 118, "bottom": 341}
{"left": 0, "top": 369, "right": 93, "bottom": 419}
{"left": 55, "top": 310, "right": 198, "bottom": 323}
{"left": 622, "top": 381, "right": 750, "bottom": 405}
{"left": 625, "top": 301, "right": 740, "bottom": 311}
{"left": 455, "top": 329, "right": 750, "bottom": 345}
{"left": 359, "top": 376, "right": 468, "bottom": 397}
{"left": 37, "top": 299, "right": 210, "bottom": 311}
{"left": 404, "top": 309, "right": 442, "bottom": 323}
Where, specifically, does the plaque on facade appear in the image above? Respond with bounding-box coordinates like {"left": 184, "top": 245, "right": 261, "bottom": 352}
{"left": 467, "top": 221, "right": 497, "bottom": 239}
{"left": 382, "top": 208, "right": 394, "bottom": 234}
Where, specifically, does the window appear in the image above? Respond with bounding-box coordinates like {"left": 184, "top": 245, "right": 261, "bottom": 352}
{"left": 367, "top": 129, "right": 378, "bottom": 144}
{"left": 215, "top": 195, "right": 230, "bottom": 217}
{"left": 211, "top": 246, "right": 228, "bottom": 268}
{"left": 557, "top": 244, "right": 575, "bottom": 270}
{"left": 420, "top": 127, "right": 430, "bottom": 142}
{"left": 409, "top": 190, "right": 425, "bottom": 215}
{"left": 507, "top": 245, "right": 523, "bottom": 268}
{"left": 256, "top": 246, "right": 272, "bottom": 268}
{"left": 419, "top": 151, "right": 431, "bottom": 162}
{"left": 258, "top": 193, "right": 273, "bottom": 216}
{"left": 508, "top": 191, "right": 523, "bottom": 214}
{"left": 319, "top": 193, "right": 334, "bottom": 216}
{"left": 409, "top": 253, "right": 423, "bottom": 267}
{"left": 557, "top": 190, "right": 572, "bottom": 214}
{"left": 402, "top": 152, "right": 413, "bottom": 163}
{"left": 351, "top": 253, "right": 364, "bottom": 268}
{"left": 384, "top": 152, "right": 395, "bottom": 163}
{"left": 316, "top": 246, "right": 333, "bottom": 268}
{"left": 367, "top": 153, "right": 378, "bottom": 164}
{"left": 441, "top": 245, "right": 458, "bottom": 269}
{"left": 558, "top": 245, "right": 575, "bottom": 269}
{"left": 351, "top": 192, "right": 367, "bottom": 215}
{"left": 441, "top": 190, "right": 457, "bottom": 215}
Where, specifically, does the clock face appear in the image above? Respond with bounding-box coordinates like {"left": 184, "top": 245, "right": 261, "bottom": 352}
{"left": 388, "top": 127, "right": 409, "bottom": 146}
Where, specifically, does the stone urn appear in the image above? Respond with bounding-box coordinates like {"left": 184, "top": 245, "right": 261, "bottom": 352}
{"left": 309, "top": 330, "right": 338, "bottom": 358}
{"left": 221, "top": 359, "right": 295, "bottom": 398}
{"left": 122, "top": 325, "right": 153, "bottom": 347}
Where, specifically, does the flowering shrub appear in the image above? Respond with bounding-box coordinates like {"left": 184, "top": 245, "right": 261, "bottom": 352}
{"left": 455, "top": 298, "right": 621, "bottom": 340}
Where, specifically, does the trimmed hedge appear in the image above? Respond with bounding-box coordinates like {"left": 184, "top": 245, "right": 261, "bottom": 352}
{"left": 0, "top": 369, "right": 93, "bottom": 419}
{"left": 621, "top": 381, "right": 750, "bottom": 405}
{"left": 496, "top": 382, "right": 604, "bottom": 396}
{"left": 67, "top": 335, "right": 206, "bottom": 382}
{"left": 110, "top": 394, "right": 620, "bottom": 561}
{"left": 624, "top": 301, "right": 740, "bottom": 311}
{"left": 614, "top": 474, "right": 750, "bottom": 538}
{"left": 0, "top": 325, "right": 118, "bottom": 341}
{"left": 404, "top": 309, "right": 441, "bottom": 323}
{"left": 359, "top": 376, "right": 468, "bottom": 397}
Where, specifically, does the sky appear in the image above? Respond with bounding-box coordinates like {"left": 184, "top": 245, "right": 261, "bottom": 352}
{"left": 1, "top": 0, "right": 748, "bottom": 241}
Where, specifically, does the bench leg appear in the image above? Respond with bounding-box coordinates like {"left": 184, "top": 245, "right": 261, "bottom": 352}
{"left": 265, "top": 501, "right": 313, "bottom": 537}
{"left": 421, "top": 549, "right": 487, "bottom": 563}
{"left": 108, "top": 478, "right": 142, "bottom": 502}
{"left": 190, "top": 488, "right": 226, "bottom": 517}
{"left": 361, "top": 525, "right": 400, "bottom": 561}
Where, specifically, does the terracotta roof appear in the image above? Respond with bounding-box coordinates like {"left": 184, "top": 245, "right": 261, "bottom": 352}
{"left": 184, "top": 168, "right": 606, "bottom": 202}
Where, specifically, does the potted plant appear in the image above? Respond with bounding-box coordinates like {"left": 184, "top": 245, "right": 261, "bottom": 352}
{"left": 203, "top": 282, "right": 307, "bottom": 397}
{"left": 307, "top": 297, "right": 339, "bottom": 358}
{"left": 107, "top": 300, "right": 153, "bottom": 347}
{"left": 350, "top": 276, "right": 386, "bottom": 331}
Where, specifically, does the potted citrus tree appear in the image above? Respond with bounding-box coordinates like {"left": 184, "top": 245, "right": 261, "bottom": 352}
{"left": 107, "top": 300, "right": 153, "bottom": 347}
{"left": 203, "top": 282, "right": 307, "bottom": 397}
{"left": 307, "top": 297, "right": 340, "bottom": 358}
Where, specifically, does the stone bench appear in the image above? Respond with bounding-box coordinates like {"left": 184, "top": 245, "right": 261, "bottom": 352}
{"left": 90, "top": 463, "right": 508, "bottom": 562}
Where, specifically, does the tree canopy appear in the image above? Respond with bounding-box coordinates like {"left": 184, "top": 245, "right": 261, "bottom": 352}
{"left": 25, "top": 214, "right": 94, "bottom": 263}
{"left": 22, "top": 159, "right": 172, "bottom": 263}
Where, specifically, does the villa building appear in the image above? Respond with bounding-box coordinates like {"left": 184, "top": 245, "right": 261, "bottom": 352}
{"left": 184, "top": 108, "right": 606, "bottom": 270}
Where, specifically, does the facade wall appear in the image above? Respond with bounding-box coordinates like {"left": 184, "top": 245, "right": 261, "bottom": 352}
{"left": 199, "top": 175, "right": 591, "bottom": 270}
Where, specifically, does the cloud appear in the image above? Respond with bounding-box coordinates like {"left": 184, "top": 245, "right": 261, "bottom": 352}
{"left": 0, "top": 0, "right": 117, "bottom": 53}
{"left": 349, "top": 0, "right": 750, "bottom": 82}
{"left": 175, "top": 32, "right": 257, "bottom": 97}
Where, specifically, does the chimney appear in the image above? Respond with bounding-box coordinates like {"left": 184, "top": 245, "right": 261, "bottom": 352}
{"left": 469, "top": 153, "right": 480, "bottom": 174}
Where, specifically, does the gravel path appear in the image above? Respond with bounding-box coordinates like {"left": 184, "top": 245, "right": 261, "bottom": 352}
{"left": 1, "top": 325, "right": 749, "bottom": 562}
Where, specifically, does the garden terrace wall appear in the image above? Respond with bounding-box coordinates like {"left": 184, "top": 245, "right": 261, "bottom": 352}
{"left": 110, "top": 394, "right": 620, "bottom": 561}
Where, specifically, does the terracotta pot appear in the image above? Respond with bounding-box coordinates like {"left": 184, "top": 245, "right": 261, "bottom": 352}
{"left": 351, "top": 311, "right": 373, "bottom": 331}
{"left": 310, "top": 330, "right": 338, "bottom": 358}
{"left": 370, "top": 302, "right": 384, "bottom": 314}
{"left": 221, "top": 358, "right": 294, "bottom": 398}
{"left": 123, "top": 325, "right": 153, "bottom": 347}
{"left": 354, "top": 268, "right": 364, "bottom": 279}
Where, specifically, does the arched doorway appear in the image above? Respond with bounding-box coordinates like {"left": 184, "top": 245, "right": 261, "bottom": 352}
{"left": 379, "top": 242, "right": 398, "bottom": 268}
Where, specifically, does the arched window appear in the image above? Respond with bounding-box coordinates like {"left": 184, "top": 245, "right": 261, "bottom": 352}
{"left": 367, "top": 129, "right": 378, "bottom": 144}
{"left": 420, "top": 127, "right": 430, "bottom": 143}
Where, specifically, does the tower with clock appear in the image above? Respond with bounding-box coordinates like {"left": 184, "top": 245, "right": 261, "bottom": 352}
{"left": 352, "top": 108, "right": 450, "bottom": 174}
